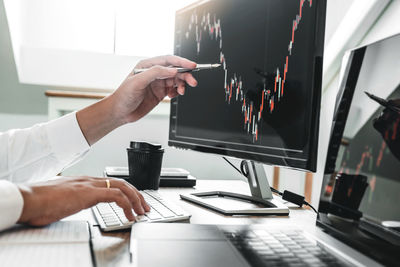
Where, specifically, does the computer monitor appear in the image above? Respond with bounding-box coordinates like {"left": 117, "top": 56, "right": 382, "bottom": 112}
{"left": 169, "top": 0, "right": 327, "bottom": 215}
{"left": 318, "top": 33, "right": 400, "bottom": 265}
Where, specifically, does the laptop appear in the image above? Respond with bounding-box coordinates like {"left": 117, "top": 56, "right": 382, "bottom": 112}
{"left": 130, "top": 35, "right": 400, "bottom": 266}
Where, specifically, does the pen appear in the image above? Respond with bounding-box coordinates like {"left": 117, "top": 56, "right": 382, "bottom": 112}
{"left": 364, "top": 91, "right": 400, "bottom": 114}
{"left": 133, "top": 63, "right": 221, "bottom": 75}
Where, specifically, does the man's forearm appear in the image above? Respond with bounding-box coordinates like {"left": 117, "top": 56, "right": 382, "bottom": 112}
{"left": 76, "top": 95, "right": 125, "bottom": 146}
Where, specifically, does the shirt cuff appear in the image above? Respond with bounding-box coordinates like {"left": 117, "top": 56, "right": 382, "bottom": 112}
{"left": 45, "top": 112, "right": 90, "bottom": 163}
{"left": 0, "top": 180, "right": 24, "bottom": 231}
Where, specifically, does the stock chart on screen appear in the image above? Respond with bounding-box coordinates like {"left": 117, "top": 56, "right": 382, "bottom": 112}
{"left": 169, "top": 0, "right": 325, "bottom": 170}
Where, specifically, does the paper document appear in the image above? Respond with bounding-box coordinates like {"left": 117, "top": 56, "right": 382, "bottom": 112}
{"left": 0, "top": 221, "right": 93, "bottom": 267}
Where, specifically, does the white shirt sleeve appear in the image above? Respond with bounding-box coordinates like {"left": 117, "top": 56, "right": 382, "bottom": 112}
{"left": 0, "top": 180, "right": 24, "bottom": 231}
{"left": 0, "top": 112, "right": 90, "bottom": 231}
{"left": 0, "top": 112, "right": 90, "bottom": 183}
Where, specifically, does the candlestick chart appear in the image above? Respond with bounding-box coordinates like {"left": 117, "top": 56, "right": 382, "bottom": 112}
{"left": 169, "top": 0, "right": 325, "bottom": 170}
{"left": 179, "top": 0, "right": 313, "bottom": 142}
{"left": 336, "top": 101, "right": 400, "bottom": 205}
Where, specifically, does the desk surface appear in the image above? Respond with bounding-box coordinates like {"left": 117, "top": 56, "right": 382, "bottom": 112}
{"left": 65, "top": 179, "right": 316, "bottom": 267}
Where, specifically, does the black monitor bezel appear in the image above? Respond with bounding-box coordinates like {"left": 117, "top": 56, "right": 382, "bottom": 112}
{"left": 168, "top": 0, "right": 327, "bottom": 172}
{"left": 317, "top": 33, "right": 400, "bottom": 266}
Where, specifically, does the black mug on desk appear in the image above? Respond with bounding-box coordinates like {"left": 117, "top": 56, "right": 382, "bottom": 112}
{"left": 127, "top": 141, "right": 164, "bottom": 190}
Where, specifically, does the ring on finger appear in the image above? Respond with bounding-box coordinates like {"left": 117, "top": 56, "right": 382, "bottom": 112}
{"left": 105, "top": 179, "right": 111, "bottom": 189}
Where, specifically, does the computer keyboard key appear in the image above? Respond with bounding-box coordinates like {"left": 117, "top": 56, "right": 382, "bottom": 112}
{"left": 307, "top": 247, "right": 322, "bottom": 252}
{"left": 247, "top": 240, "right": 264, "bottom": 246}
{"left": 280, "top": 253, "right": 295, "bottom": 258}
{"left": 252, "top": 229, "right": 270, "bottom": 237}
{"left": 165, "top": 204, "right": 185, "bottom": 216}
{"left": 292, "top": 249, "right": 308, "bottom": 254}
{"left": 274, "top": 248, "right": 290, "bottom": 253}
{"left": 282, "top": 257, "right": 299, "bottom": 262}
{"left": 260, "top": 255, "right": 280, "bottom": 261}
{"left": 287, "top": 245, "right": 302, "bottom": 250}
{"left": 257, "top": 250, "right": 275, "bottom": 256}
{"left": 282, "top": 240, "right": 297, "bottom": 245}
{"left": 102, "top": 217, "right": 118, "bottom": 223}
{"left": 297, "top": 254, "right": 316, "bottom": 260}
{"left": 135, "top": 215, "right": 148, "bottom": 222}
{"left": 269, "top": 244, "right": 285, "bottom": 249}
{"left": 288, "top": 263, "right": 307, "bottom": 267}
{"left": 156, "top": 208, "right": 175, "bottom": 218}
{"left": 118, "top": 216, "right": 130, "bottom": 224}
{"left": 145, "top": 210, "right": 162, "bottom": 220}
{"left": 105, "top": 220, "right": 121, "bottom": 227}
{"left": 302, "top": 258, "right": 321, "bottom": 264}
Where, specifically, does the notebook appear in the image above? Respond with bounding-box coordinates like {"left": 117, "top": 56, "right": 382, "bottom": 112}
{"left": 0, "top": 221, "right": 92, "bottom": 267}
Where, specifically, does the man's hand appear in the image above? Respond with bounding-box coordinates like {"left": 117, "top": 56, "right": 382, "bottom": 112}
{"left": 76, "top": 55, "right": 198, "bottom": 145}
{"left": 112, "top": 55, "right": 198, "bottom": 124}
{"left": 17, "top": 177, "right": 150, "bottom": 226}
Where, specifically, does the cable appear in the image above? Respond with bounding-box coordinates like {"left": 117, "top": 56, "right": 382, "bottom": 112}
{"left": 222, "top": 156, "right": 318, "bottom": 214}
{"left": 222, "top": 156, "right": 242, "bottom": 175}
{"left": 223, "top": 156, "right": 282, "bottom": 195}
{"left": 304, "top": 200, "right": 318, "bottom": 214}
{"left": 270, "top": 187, "right": 282, "bottom": 196}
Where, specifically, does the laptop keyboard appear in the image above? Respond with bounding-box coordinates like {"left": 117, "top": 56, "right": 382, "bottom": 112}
{"left": 93, "top": 190, "right": 191, "bottom": 231}
{"left": 223, "top": 228, "right": 348, "bottom": 267}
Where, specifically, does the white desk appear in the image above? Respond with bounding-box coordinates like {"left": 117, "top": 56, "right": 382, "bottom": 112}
{"left": 65, "top": 179, "right": 316, "bottom": 267}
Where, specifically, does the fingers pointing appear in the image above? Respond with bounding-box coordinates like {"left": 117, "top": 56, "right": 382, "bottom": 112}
{"left": 137, "top": 55, "right": 197, "bottom": 69}
{"left": 136, "top": 66, "right": 178, "bottom": 84}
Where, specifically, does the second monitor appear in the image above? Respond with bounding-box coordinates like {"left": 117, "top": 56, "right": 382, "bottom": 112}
{"left": 169, "top": 0, "right": 327, "bottom": 214}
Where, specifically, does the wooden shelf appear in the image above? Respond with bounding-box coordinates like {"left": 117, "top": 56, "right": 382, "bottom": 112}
{"left": 45, "top": 90, "right": 109, "bottom": 100}
{"left": 45, "top": 90, "right": 171, "bottom": 103}
{"left": 45, "top": 90, "right": 171, "bottom": 120}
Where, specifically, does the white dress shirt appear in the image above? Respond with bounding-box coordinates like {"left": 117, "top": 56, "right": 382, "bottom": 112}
{"left": 0, "top": 112, "right": 90, "bottom": 231}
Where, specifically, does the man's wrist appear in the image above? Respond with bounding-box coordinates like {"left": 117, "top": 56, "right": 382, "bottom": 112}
{"left": 76, "top": 95, "right": 126, "bottom": 145}
{"left": 17, "top": 185, "right": 36, "bottom": 224}
{"left": 107, "top": 93, "right": 129, "bottom": 126}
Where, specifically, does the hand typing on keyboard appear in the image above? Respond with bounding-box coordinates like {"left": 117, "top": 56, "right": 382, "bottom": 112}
{"left": 18, "top": 177, "right": 150, "bottom": 226}
{"left": 94, "top": 190, "right": 191, "bottom": 231}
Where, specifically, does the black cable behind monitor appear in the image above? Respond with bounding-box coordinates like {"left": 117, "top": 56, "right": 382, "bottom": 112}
{"left": 222, "top": 156, "right": 318, "bottom": 214}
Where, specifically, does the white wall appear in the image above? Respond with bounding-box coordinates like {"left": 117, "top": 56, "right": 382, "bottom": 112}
{"left": 360, "top": 0, "right": 400, "bottom": 46}
{"left": 23, "top": 0, "right": 114, "bottom": 53}
{"left": 0, "top": 113, "right": 47, "bottom": 131}
{"left": 0, "top": 0, "right": 48, "bottom": 115}
{"left": 18, "top": 46, "right": 145, "bottom": 90}
{"left": 3, "top": 0, "right": 196, "bottom": 90}
{"left": 115, "top": 0, "right": 195, "bottom": 57}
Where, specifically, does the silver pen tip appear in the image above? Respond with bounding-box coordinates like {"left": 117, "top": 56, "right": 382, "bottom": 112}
{"left": 212, "top": 64, "right": 221, "bottom": 68}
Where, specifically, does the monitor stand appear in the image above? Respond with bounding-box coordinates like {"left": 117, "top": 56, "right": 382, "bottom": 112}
{"left": 180, "top": 160, "right": 289, "bottom": 216}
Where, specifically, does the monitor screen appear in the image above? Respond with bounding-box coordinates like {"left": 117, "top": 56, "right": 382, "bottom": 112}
{"left": 319, "top": 34, "right": 400, "bottom": 265}
{"left": 169, "top": 0, "right": 326, "bottom": 171}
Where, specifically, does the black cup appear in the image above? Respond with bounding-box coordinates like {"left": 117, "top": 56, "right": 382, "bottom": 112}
{"left": 127, "top": 141, "right": 164, "bottom": 190}
{"left": 332, "top": 173, "right": 368, "bottom": 210}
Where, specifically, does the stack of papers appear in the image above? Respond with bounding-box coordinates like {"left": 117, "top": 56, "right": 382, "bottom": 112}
{"left": 0, "top": 221, "right": 92, "bottom": 267}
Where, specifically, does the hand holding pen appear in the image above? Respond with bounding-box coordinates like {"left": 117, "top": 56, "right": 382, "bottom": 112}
{"left": 133, "top": 63, "right": 221, "bottom": 75}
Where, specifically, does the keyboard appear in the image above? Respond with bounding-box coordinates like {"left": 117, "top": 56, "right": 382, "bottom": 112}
{"left": 93, "top": 190, "right": 191, "bottom": 231}
{"left": 223, "top": 227, "right": 349, "bottom": 267}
